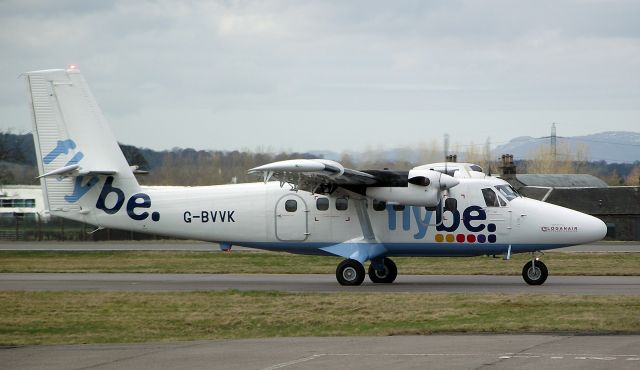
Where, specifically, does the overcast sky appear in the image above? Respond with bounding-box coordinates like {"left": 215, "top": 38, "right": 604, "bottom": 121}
{"left": 1, "top": 0, "right": 639, "bottom": 153}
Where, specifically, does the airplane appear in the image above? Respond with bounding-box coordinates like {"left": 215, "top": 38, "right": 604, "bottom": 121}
{"left": 23, "top": 66, "right": 607, "bottom": 286}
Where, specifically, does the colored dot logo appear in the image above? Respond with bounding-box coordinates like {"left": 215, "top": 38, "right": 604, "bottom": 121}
{"left": 435, "top": 223, "right": 497, "bottom": 244}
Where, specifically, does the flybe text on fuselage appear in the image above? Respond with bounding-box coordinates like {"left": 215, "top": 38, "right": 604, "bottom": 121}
{"left": 386, "top": 201, "right": 498, "bottom": 243}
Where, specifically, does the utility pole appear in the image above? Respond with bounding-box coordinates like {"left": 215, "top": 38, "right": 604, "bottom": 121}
{"left": 444, "top": 133, "right": 450, "bottom": 162}
{"left": 551, "top": 122, "right": 557, "bottom": 163}
{"left": 484, "top": 137, "right": 491, "bottom": 175}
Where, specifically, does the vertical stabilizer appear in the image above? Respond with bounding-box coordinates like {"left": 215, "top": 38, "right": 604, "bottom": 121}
{"left": 25, "top": 67, "right": 139, "bottom": 221}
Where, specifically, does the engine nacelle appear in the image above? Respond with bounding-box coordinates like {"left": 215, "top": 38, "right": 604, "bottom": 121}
{"left": 366, "top": 169, "right": 459, "bottom": 207}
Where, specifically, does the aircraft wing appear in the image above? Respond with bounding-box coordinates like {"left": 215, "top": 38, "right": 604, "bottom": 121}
{"left": 248, "top": 159, "right": 379, "bottom": 192}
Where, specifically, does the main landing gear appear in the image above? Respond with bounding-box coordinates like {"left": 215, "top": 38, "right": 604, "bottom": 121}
{"left": 522, "top": 255, "right": 548, "bottom": 285}
{"left": 335, "top": 257, "right": 398, "bottom": 286}
{"left": 368, "top": 257, "right": 397, "bottom": 284}
{"left": 335, "top": 255, "right": 549, "bottom": 286}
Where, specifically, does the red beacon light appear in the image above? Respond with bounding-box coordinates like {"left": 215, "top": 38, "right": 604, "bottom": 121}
{"left": 67, "top": 64, "right": 78, "bottom": 70}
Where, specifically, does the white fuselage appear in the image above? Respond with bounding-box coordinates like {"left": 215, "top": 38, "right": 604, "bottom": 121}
{"left": 69, "top": 177, "right": 605, "bottom": 257}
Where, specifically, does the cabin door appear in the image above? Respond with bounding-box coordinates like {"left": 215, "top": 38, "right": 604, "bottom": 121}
{"left": 275, "top": 195, "right": 309, "bottom": 241}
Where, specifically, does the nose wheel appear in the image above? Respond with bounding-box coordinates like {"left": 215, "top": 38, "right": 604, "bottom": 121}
{"left": 522, "top": 259, "right": 548, "bottom": 285}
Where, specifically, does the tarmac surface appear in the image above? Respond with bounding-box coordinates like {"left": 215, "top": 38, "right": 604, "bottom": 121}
{"left": 2, "top": 242, "right": 639, "bottom": 369}
{"left": 3, "top": 335, "right": 640, "bottom": 370}
{"left": 1, "top": 241, "right": 638, "bottom": 252}
{"left": 2, "top": 273, "right": 640, "bottom": 295}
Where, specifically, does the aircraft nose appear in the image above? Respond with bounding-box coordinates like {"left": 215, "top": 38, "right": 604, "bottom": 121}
{"left": 580, "top": 214, "right": 607, "bottom": 243}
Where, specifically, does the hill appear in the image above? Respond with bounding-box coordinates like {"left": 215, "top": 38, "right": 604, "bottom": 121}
{"left": 493, "top": 131, "right": 640, "bottom": 163}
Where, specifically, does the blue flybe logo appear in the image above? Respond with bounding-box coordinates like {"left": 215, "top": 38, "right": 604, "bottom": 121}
{"left": 386, "top": 200, "right": 497, "bottom": 243}
{"left": 43, "top": 139, "right": 84, "bottom": 166}
{"left": 42, "top": 139, "right": 160, "bottom": 222}
{"left": 43, "top": 140, "right": 99, "bottom": 203}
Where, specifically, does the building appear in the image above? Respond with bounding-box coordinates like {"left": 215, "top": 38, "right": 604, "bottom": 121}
{"left": 0, "top": 185, "right": 178, "bottom": 241}
{"left": 499, "top": 154, "right": 640, "bottom": 240}
{"left": 0, "top": 185, "right": 47, "bottom": 220}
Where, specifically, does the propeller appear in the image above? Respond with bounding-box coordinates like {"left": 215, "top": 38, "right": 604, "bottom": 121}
{"left": 407, "top": 169, "right": 459, "bottom": 207}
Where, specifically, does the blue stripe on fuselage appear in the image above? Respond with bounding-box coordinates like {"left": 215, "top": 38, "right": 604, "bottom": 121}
{"left": 233, "top": 242, "right": 572, "bottom": 257}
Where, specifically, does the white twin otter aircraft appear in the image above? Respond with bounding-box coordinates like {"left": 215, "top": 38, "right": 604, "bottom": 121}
{"left": 25, "top": 67, "right": 607, "bottom": 286}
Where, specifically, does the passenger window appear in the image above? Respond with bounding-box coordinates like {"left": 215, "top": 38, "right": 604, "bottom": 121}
{"left": 285, "top": 199, "right": 297, "bottom": 212}
{"left": 392, "top": 204, "right": 405, "bottom": 211}
{"left": 373, "top": 200, "right": 386, "bottom": 211}
{"left": 316, "top": 198, "right": 329, "bottom": 211}
{"left": 336, "top": 197, "right": 349, "bottom": 211}
{"left": 482, "top": 188, "right": 500, "bottom": 207}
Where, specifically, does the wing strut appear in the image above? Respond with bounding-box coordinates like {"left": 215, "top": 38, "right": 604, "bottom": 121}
{"left": 354, "top": 199, "right": 376, "bottom": 242}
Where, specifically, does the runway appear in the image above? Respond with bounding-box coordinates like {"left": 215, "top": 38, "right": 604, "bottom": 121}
{"left": 0, "top": 241, "right": 639, "bottom": 252}
{"left": 3, "top": 335, "right": 640, "bottom": 370}
{"left": 2, "top": 273, "right": 639, "bottom": 295}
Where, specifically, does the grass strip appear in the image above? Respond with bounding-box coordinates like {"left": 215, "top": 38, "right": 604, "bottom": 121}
{"left": 1, "top": 290, "right": 639, "bottom": 345}
{"left": 0, "top": 251, "right": 639, "bottom": 275}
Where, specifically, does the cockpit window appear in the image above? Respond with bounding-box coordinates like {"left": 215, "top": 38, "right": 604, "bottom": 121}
{"left": 469, "top": 165, "right": 483, "bottom": 172}
{"left": 497, "top": 195, "right": 507, "bottom": 207}
{"left": 494, "top": 185, "right": 520, "bottom": 201}
{"left": 482, "top": 188, "right": 500, "bottom": 207}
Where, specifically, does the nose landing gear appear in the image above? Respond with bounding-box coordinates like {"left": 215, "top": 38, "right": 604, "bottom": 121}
{"left": 522, "top": 255, "right": 548, "bottom": 285}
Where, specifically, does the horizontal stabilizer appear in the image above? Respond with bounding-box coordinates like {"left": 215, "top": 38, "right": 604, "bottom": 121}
{"left": 37, "top": 164, "right": 117, "bottom": 179}
{"left": 37, "top": 164, "right": 80, "bottom": 179}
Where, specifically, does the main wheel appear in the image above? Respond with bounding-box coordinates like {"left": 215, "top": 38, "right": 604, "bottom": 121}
{"left": 522, "top": 260, "right": 548, "bottom": 285}
{"left": 336, "top": 259, "right": 365, "bottom": 286}
{"left": 368, "top": 257, "right": 398, "bottom": 284}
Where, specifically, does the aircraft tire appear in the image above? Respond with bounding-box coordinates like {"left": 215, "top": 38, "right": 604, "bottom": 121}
{"left": 336, "top": 259, "right": 366, "bottom": 286}
{"left": 368, "top": 257, "right": 398, "bottom": 284}
{"left": 522, "top": 260, "right": 548, "bottom": 285}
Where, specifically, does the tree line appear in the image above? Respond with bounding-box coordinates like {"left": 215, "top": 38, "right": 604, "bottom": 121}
{"left": 1, "top": 131, "right": 639, "bottom": 186}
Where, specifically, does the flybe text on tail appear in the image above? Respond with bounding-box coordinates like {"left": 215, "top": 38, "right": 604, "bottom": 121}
{"left": 42, "top": 138, "right": 159, "bottom": 222}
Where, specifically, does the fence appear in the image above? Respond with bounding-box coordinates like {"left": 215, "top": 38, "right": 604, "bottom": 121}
{"left": 0, "top": 213, "right": 162, "bottom": 241}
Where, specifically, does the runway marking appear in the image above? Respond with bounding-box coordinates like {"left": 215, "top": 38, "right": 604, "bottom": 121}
{"left": 261, "top": 352, "right": 640, "bottom": 368}
{"left": 261, "top": 354, "right": 323, "bottom": 370}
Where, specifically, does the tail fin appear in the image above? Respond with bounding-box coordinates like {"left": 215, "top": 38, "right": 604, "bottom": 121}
{"left": 25, "top": 67, "right": 140, "bottom": 221}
